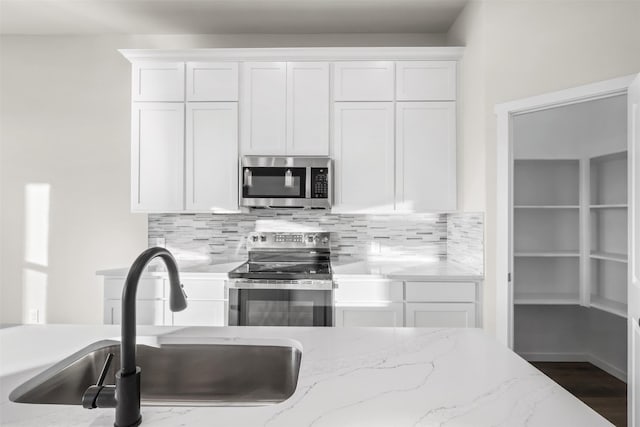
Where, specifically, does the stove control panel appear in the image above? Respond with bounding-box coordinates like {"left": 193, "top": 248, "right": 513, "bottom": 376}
{"left": 247, "top": 232, "right": 330, "bottom": 250}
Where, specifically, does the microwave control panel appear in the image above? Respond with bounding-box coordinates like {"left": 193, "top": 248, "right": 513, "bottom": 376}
{"left": 311, "top": 168, "right": 329, "bottom": 199}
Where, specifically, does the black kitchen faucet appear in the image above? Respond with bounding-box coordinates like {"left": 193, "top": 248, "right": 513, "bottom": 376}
{"left": 82, "top": 247, "right": 187, "bottom": 426}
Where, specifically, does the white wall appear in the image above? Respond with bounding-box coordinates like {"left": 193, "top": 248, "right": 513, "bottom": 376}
{"left": 0, "top": 32, "right": 446, "bottom": 324}
{"left": 448, "top": 0, "right": 640, "bottom": 335}
{"left": 513, "top": 95, "right": 628, "bottom": 159}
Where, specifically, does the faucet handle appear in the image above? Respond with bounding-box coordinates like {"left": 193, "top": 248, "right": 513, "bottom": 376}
{"left": 82, "top": 353, "right": 117, "bottom": 409}
{"left": 96, "top": 353, "right": 114, "bottom": 387}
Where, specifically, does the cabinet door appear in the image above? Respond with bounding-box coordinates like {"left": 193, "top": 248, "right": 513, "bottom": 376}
{"left": 406, "top": 303, "right": 475, "bottom": 328}
{"left": 131, "top": 103, "right": 184, "bottom": 212}
{"left": 168, "top": 300, "right": 227, "bottom": 326}
{"left": 333, "top": 102, "right": 395, "bottom": 212}
{"left": 186, "top": 62, "right": 238, "bottom": 101}
{"left": 132, "top": 62, "right": 184, "bottom": 102}
{"left": 396, "top": 61, "right": 456, "bottom": 101}
{"left": 240, "top": 62, "right": 287, "bottom": 155}
{"left": 286, "top": 62, "right": 330, "bottom": 155}
{"left": 335, "top": 303, "right": 404, "bottom": 327}
{"left": 396, "top": 102, "right": 456, "bottom": 212}
{"left": 105, "top": 299, "right": 165, "bottom": 325}
{"left": 186, "top": 102, "right": 238, "bottom": 212}
{"left": 333, "top": 61, "right": 394, "bottom": 101}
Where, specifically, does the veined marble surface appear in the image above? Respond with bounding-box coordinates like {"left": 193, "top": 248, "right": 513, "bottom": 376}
{"left": 331, "top": 258, "right": 483, "bottom": 281}
{"left": 0, "top": 325, "right": 609, "bottom": 426}
{"left": 97, "top": 258, "right": 482, "bottom": 282}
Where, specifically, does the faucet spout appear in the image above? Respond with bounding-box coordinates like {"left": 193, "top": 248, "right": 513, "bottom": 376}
{"left": 85, "top": 247, "right": 187, "bottom": 427}
{"left": 121, "top": 247, "right": 186, "bottom": 375}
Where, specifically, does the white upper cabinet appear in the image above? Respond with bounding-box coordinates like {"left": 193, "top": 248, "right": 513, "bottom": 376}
{"left": 333, "top": 102, "right": 395, "bottom": 212}
{"left": 395, "top": 61, "right": 457, "bottom": 101}
{"left": 132, "top": 62, "right": 184, "bottom": 102}
{"left": 241, "top": 62, "right": 287, "bottom": 155}
{"left": 333, "top": 61, "right": 394, "bottom": 101}
{"left": 185, "top": 102, "right": 238, "bottom": 212}
{"left": 396, "top": 102, "right": 456, "bottom": 212}
{"left": 185, "top": 62, "right": 239, "bottom": 101}
{"left": 241, "top": 61, "right": 329, "bottom": 156}
{"left": 131, "top": 103, "right": 184, "bottom": 212}
{"left": 286, "top": 62, "right": 330, "bottom": 155}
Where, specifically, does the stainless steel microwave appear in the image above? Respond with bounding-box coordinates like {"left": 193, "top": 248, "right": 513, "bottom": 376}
{"left": 240, "top": 156, "right": 332, "bottom": 209}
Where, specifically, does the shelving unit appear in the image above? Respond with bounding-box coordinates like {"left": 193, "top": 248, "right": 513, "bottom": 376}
{"left": 513, "top": 159, "right": 581, "bottom": 305}
{"left": 512, "top": 152, "right": 629, "bottom": 316}
{"left": 588, "top": 151, "right": 628, "bottom": 317}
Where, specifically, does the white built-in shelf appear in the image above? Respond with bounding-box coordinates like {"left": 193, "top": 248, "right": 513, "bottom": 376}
{"left": 590, "top": 295, "right": 627, "bottom": 318}
{"left": 590, "top": 251, "right": 628, "bottom": 263}
{"left": 514, "top": 205, "right": 579, "bottom": 209}
{"left": 514, "top": 251, "right": 580, "bottom": 258}
{"left": 589, "top": 204, "right": 628, "bottom": 209}
{"left": 514, "top": 292, "right": 580, "bottom": 305}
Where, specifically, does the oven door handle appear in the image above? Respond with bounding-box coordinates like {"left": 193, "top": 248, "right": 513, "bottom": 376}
{"left": 226, "top": 281, "right": 334, "bottom": 291}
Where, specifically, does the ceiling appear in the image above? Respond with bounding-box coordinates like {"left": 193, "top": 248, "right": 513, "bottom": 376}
{"left": 0, "top": 0, "right": 468, "bottom": 35}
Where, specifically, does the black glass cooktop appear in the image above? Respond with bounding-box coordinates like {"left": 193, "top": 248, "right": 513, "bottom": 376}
{"left": 228, "top": 261, "right": 332, "bottom": 280}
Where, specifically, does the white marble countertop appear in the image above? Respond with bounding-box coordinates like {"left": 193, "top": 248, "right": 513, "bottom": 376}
{"left": 96, "top": 260, "right": 245, "bottom": 278}
{"left": 331, "top": 257, "right": 483, "bottom": 281}
{"left": 0, "top": 325, "right": 609, "bottom": 426}
{"left": 97, "top": 258, "right": 482, "bottom": 281}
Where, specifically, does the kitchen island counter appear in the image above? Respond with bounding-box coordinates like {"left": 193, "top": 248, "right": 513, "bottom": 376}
{"left": 0, "top": 325, "right": 609, "bottom": 426}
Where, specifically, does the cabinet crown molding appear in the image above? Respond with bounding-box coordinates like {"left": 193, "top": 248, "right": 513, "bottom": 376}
{"left": 119, "top": 47, "right": 464, "bottom": 62}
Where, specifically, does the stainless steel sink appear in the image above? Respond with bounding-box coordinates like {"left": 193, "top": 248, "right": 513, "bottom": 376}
{"left": 9, "top": 339, "right": 302, "bottom": 406}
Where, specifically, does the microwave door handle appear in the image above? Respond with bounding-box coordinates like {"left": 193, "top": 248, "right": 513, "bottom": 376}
{"left": 305, "top": 166, "right": 311, "bottom": 198}
{"left": 244, "top": 168, "right": 252, "bottom": 187}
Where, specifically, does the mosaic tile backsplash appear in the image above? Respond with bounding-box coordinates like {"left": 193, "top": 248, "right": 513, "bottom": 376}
{"left": 148, "top": 210, "right": 484, "bottom": 273}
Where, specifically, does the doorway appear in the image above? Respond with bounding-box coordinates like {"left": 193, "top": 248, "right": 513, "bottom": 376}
{"left": 495, "top": 74, "right": 640, "bottom": 427}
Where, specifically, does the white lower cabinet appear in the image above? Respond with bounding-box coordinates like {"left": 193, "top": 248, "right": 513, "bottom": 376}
{"left": 102, "top": 276, "right": 227, "bottom": 327}
{"left": 335, "top": 304, "right": 404, "bottom": 327}
{"left": 166, "top": 300, "right": 227, "bottom": 327}
{"left": 104, "top": 299, "right": 165, "bottom": 325}
{"left": 405, "top": 302, "right": 476, "bottom": 328}
{"left": 334, "top": 278, "right": 480, "bottom": 328}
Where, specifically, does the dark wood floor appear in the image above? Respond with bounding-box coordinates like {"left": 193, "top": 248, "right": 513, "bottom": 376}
{"left": 532, "top": 362, "right": 627, "bottom": 427}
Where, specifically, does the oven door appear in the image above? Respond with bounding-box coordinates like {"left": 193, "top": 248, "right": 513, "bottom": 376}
{"left": 228, "top": 288, "right": 333, "bottom": 327}
{"left": 241, "top": 167, "right": 307, "bottom": 206}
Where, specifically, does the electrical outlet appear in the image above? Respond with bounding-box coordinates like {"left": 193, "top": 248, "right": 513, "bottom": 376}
{"left": 28, "top": 309, "right": 39, "bottom": 324}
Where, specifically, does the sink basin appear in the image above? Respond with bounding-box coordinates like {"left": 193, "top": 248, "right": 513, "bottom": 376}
{"left": 9, "top": 339, "right": 302, "bottom": 406}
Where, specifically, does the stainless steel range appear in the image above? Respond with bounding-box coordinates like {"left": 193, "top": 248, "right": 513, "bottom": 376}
{"left": 227, "top": 232, "right": 333, "bottom": 327}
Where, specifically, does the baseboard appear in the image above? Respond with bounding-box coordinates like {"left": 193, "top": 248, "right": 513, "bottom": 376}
{"left": 586, "top": 353, "right": 627, "bottom": 383}
{"left": 518, "top": 352, "right": 628, "bottom": 383}
{"left": 518, "top": 352, "right": 588, "bottom": 362}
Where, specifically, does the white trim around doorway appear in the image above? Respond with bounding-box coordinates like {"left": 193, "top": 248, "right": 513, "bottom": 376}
{"left": 494, "top": 74, "right": 636, "bottom": 348}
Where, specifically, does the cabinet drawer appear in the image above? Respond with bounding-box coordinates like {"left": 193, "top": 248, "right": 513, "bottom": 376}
{"left": 333, "top": 61, "right": 394, "bottom": 101}
{"left": 104, "top": 277, "right": 164, "bottom": 300}
{"left": 186, "top": 62, "right": 238, "bottom": 101}
{"left": 181, "top": 279, "right": 226, "bottom": 300}
{"left": 395, "top": 61, "right": 456, "bottom": 101}
{"left": 405, "top": 281, "right": 475, "bottom": 302}
{"left": 168, "top": 300, "right": 226, "bottom": 326}
{"left": 335, "top": 280, "right": 403, "bottom": 302}
{"left": 406, "top": 302, "right": 475, "bottom": 328}
{"left": 335, "top": 303, "right": 404, "bottom": 327}
{"left": 132, "top": 62, "right": 184, "bottom": 102}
